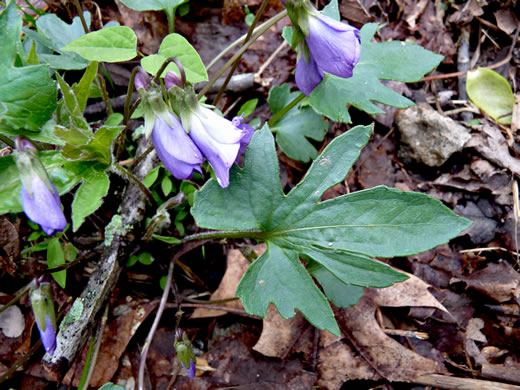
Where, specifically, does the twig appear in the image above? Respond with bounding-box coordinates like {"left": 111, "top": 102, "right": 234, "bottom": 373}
{"left": 138, "top": 258, "right": 175, "bottom": 390}
{"left": 415, "top": 373, "right": 520, "bottom": 390}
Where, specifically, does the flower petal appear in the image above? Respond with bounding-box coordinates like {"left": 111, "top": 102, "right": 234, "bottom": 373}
{"left": 195, "top": 107, "right": 244, "bottom": 144}
{"left": 21, "top": 176, "right": 66, "bottom": 236}
{"left": 295, "top": 55, "right": 323, "bottom": 96}
{"left": 151, "top": 113, "right": 204, "bottom": 180}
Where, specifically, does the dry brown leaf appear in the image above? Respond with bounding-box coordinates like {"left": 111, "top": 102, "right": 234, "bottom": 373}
{"left": 62, "top": 299, "right": 158, "bottom": 387}
{"left": 191, "top": 245, "right": 265, "bottom": 319}
{"left": 467, "top": 124, "right": 520, "bottom": 177}
{"left": 460, "top": 261, "right": 520, "bottom": 303}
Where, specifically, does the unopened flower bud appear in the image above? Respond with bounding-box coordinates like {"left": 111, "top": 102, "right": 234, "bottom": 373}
{"left": 30, "top": 280, "right": 57, "bottom": 355}
{"left": 134, "top": 67, "right": 150, "bottom": 90}
{"left": 164, "top": 72, "right": 182, "bottom": 90}
{"left": 174, "top": 329, "right": 196, "bottom": 378}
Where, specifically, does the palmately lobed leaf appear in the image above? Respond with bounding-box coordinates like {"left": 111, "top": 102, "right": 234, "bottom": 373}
{"left": 192, "top": 124, "right": 470, "bottom": 335}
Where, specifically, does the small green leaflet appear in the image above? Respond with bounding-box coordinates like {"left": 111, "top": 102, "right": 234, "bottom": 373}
{"left": 47, "top": 238, "right": 66, "bottom": 288}
{"left": 192, "top": 126, "right": 471, "bottom": 335}
{"left": 141, "top": 33, "right": 208, "bottom": 83}
{"left": 268, "top": 84, "right": 328, "bottom": 162}
{"left": 0, "top": 0, "right": 57, "bottom": 136}
{"left": 310, "top": 23, "right": 444, "bottom": 123}
{"left": 71, "top": 170, "right": 110, "bottom": 232}
{"left": 61, "top": 26, "right": 137, "bottom": 63}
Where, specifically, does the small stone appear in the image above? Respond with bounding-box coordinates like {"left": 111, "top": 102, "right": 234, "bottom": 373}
{"left": 397, "top": 103, "right": 471, "bottom": 167}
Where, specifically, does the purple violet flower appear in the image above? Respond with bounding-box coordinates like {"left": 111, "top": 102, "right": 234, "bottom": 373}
{"left": 295, "top": 12, "right": 361, "bottom": 96}
{"left": 151, "top": 113, "right": 204, "bottom": 180}
{"left": 16, "top": 139, "right": 66, "bottom": 236}
{"left": 21, "top": 176, "right": 67, "bottom": 236}
{"left": 189, "top": 107, "right": 247, "bottom": 188}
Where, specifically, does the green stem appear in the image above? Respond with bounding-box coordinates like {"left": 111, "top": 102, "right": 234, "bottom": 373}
{"left": 268, "top": 92, "right": 305, "bottom": 127}
{"left": 198, "top": 10, "right": 288, "bottom": 99}
{"left": 96, "top": 73, "right": 113, "bottom": 116}
{"left": 0, "top": 134, "right": 14, "bottom": 148}
{"left": 206, "top": 10, "right": 288, "bottom": 72}
{"left": 213, "top": 0, "right": 271, "bottom": 106}
{"left": 181, "top": 229, "right": 266, "bottom": 244}
{"left": 166, "top": 7, "right": 176, "bottom": 34}
{"left": 73, "top": 0, "right": 89, "bottom": 33}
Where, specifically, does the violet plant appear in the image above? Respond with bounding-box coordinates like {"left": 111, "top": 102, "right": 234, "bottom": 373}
{"left": 0, "top": 0, "right": 470, "bottom": 375}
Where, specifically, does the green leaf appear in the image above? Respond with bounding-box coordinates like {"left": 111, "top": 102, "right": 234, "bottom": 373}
{"left": 47, "top": 238, "right": 66, "bottom": 288}
{"left": 466, "top": 67, "right": 514, "bottom": 125}
{"left": 73, "top": 61, "right": 99, "bottom": 112}
{"left": 310, "top": 23, "right": 444, "bottom": 123}
{"left": 141, "top": 33, "right": 208, "bottom": 83}
{"left": 238, "top": 98, "right": 258, "bottom": 118}
{"left": 0, "top": 152, "right": 82, "bottom": 214}
{"left": 310, "top": 264, "right": 364, "bottom": 308}
{"left": 192, "top": 125, "right": 471, "bottom": 334}
{"left": 26, "top": 12, "right": 92, "bottom": 70}
{"left": 236, "top": 242, "right": 339, "bottom": 335}
{"left": 119, "top": 0, "right": 188, "bottom": 11}
{"left": 99, "top": 383, "right": 125, "bottom": 390}
{"left": 0, "top": 0, "right": 57, "bottom": 136}
{"left": 144, "top": 166, "right": 160, "bottom": 188}
{"left": 161, "top": 175, "right": 173, "bottom": 196}
{"left": 71, "top": 171, "right": 110, "bottom": 232}
{"left": 268, "top": 84, "right": 328, "bottom": 162}
{"left": 61, "top": 26, "right": 137, "bottom": 63}
{"left": 321, "top": 0, "right": 340, "bottom": 20}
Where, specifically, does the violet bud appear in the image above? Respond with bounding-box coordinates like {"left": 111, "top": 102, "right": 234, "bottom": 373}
{"left": 174, "top": 329, "right": 196, "bottom": 379}
{"left": 151, "top": 112, "right": 204, "bottom": 180}
{"left": 164, "top": 71, "right": 182, "bottom": 90}
{"left": 295, "top": 11, "right": 361, "bottom": 95}
{"left": 30, "top": 280, "right": 57, "bottom": 356}
{"left": 134, "top": 67, "right": 150, "bottom": 90}
{"left": 15, "top": 139, "right": 67, "bottom": 236}
{"left": 189, "top": 107, "right": 247, "bottom": 188}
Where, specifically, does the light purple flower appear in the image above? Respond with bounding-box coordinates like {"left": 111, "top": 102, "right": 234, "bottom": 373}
{"left": 21, "top": 175, "right": 67, "bottom": 236}
{"left": 189, "top": 107, "right": 246, "bottom": 188}
{"left": 295, "top": 12, "right": 361, "bottom": 96}
{"left": 151, "top": 113, "right": 204, "bottom": 180}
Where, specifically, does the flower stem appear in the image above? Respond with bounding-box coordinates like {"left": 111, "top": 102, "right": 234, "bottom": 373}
{"left": 0, "top": 134, "right": 14, "bottom": 148}
{"left": 268, "top": 92, "right": 305, "bottom": 127}
{"left": 180, "top": 229, "right": 267, "bottom": 244}
{"left": 212, "top": 0, "right": 271, "bottom": 106}
{"left": 73, "top": 0, "right": 89, "bottom": 33}
{"left": 198, "top": 10, "right": 288, "bottom": 99}
{"left": 166, "top": 7, "right": 176, "bottom": 34}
